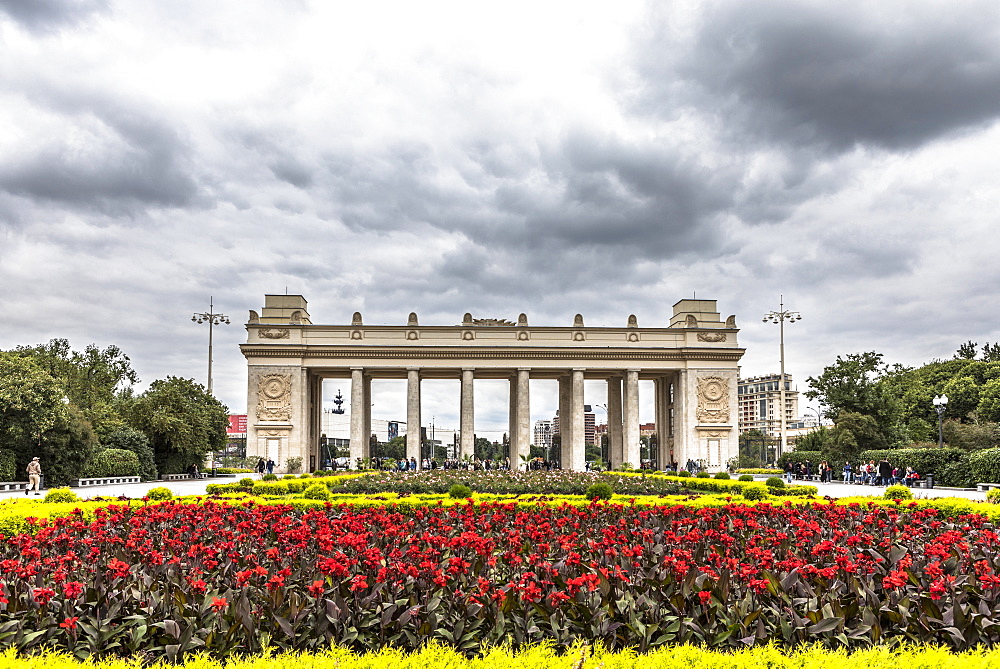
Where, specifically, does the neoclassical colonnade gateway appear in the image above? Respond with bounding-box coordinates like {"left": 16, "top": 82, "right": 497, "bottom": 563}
{"left": 241, "top": 295, "right": 744, "bottom": 472}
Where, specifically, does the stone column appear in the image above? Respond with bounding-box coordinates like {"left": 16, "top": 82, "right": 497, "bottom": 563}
{"left": 362, "top": 373, "right": 372, "bottom": 461}
{"left": 570, "top": 369, "right": 586, "bottom": 471}
{"left": 674, "top": 369, "right": 689, "bottom": 467}
{"left": 310, "top": 373, "right": 323, "bottom": 473}
{"left": 607, "top": 375, "right": 623, "bottom": 469}
{"left": 623, "top": 369, "right": 641, "bottom": 467}
{"left": 406, "top": 368, "right": 422, "bottom": 468}
{"left": 508, "top": 375, "right": 517, "bottom": 463}
{"left": 558, "top": 374, "right": 571, "bottom": 468}
{"left": 460, "top": 368, "right": 475, "bottom": 460}
{"left": 515, "top": 368, "right": 531, "bottom": 467}
{"left": 349, "top": 367, "right": 365, "bottom": 467}
{"left": 654, "top": 377, "right": 666, "bottom": 470}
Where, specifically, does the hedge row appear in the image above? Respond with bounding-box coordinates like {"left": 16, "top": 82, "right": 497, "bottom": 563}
{"left": 81, "top": 449, "right": 141, "bottom": 478}
{"left": 655, "top": 474, "right": 818, "bottom": 497}
{"left": 857, "top": 447, "right": 1000, "bottom": 487}
{"left": 3, "top": 643, "right": 1000, "bottom": 669}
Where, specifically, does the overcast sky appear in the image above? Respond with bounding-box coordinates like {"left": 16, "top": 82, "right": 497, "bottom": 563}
{"left": 2, "top": 0, "right": 999, "bottom": 436}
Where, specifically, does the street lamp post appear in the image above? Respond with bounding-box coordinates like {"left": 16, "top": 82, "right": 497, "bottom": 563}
{"left": 933, "top": 394, "right": 949, "bottom": 448}
{"left": 763, "top": 296, "right": 801, "bottom": 461}
{"left": 191, "top": 296, "right": 230, "bottom": 396}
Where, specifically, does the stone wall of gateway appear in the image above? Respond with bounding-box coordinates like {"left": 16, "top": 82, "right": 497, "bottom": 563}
{"left": 241, "top": 295, "right": 744, "bottom": 472}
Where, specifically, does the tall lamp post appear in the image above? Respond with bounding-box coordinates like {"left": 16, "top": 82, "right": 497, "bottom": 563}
{"left": 763, "top": 296, "right": 801, "bottom": 460}
{"left": 191, "top": 296, "right": 230, "bottom": 396}
{"left": 933, "top": 394, "right": 949, "bottom": 448}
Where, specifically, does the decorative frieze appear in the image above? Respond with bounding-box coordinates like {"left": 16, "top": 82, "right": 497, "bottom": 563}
{"left": 697, "top": 332, "right": 727, "bottom": 343}
{"left": 257, "top": 374, "right": 292, "bottom": 422}
{"left": 258, "top": 328, "right": 290, "bottom": 339}
{"left": 696, "top": 375, "right": 730, "bottom": 424}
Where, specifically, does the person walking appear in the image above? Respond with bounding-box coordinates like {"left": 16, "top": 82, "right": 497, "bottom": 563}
{"left": 25, "top": 457, "right": 42, "bottom": 495}
{"left": 878, "top": 459, "right": 893, "bottom": 487}
{"left": 265, "top": 458, "right": 275, "bottom": 475}
{"left": 255, "top": 458, "right": 266, "bottom": 478}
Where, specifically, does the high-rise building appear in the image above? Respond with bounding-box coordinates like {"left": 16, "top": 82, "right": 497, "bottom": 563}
{"left": 533, "top": 419, "right": 554, "bottom": 450}
{"left": 738, "top": 374, "right": 799, "bottom": 438}
{"left": 553, "top": 407, "right": 598, "bottom": 446}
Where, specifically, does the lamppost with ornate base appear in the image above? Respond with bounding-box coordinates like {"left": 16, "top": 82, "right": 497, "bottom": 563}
{"left": 933, "top": 394, "right": 949, "bottom": 448}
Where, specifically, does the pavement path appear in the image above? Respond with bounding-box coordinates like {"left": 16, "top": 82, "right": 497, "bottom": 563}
{"left": 0, "top": 473, "right": 991, "bottom": 503}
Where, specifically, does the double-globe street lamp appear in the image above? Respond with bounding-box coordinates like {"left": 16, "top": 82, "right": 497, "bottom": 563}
{"left": 933, "top": 394, "right": 949, "bottom": 448}
{"left": 763, "top": 296, "right": 801, "bottom": 460}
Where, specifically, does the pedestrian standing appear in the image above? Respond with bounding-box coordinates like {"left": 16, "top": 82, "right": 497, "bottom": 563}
{"left": 25, "top": 457, "right": 42, "bottom": 496}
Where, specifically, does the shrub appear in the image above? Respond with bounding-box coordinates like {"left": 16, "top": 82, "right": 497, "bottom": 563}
{"left": 742, "top": 484, "right": 769, "bottom": 500}
{"left": 286, "top": 456, "right": 303, "bottom": 474}
{"left": 696, "top": 471, "right": 711, "bottom": 479}
{"left": 43, "top": 488, "right": 78, "bottom": 503}
{"left": 262, "top": 473, "right": 278, "bottom": 481}
{"left": 677, "top": 470, "right": 691, "bottom": 477}
{"left": 714, "top": 472, "right": 730, "bottom": 480}
{"left": 738, "top": 474, "right": 754, "bottom": 482}
{"left": 302, "top": 483, "right": 332, "bottom": 500}
{"left": 968, "top": 448, "right": 1000, "bottom": 484}
{"left": 884, "top": 485, "right": 914, "bottom": 501}
{"left": 299, "top": 473, "right": 312, "bottom": 478}
{"left": 145, "top": 487, "right": 174, "bottom": 501}
{"left": 765, "top": 477, "right": 786, "bottom": 488}
{"left": 0, "top": 450, "right": 14, "bottom": 481}
{"left": 99, "top": 426, "right": 158, "bottom": 481}
{"left": 238, "top": 477, "right": 256, "bottom": 488}
{"left": 448, "top": 484, "right": 473, "bottom": 499}
{"left": 584, "top": 482, "right": 613, "bottom": 501}
{"left": 214, "top": 468, "right": 253, "bottom": 474}
{"left": 861, "top": 447, "right": 974, "bottom": 487}
{"left": 83, "top": 448, "right": 141, "bottom": 478}
{"left": 988, "top": 488, "right": 1000, "bottom": 504}
{"left": 619, "top": 462, "right": 634, "bottom": 471}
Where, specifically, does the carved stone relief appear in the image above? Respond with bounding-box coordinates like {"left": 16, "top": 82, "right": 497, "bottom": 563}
{"left": 696, "top": 376, "right": 730, "bottom": 424}
{"left": 697, "top": 332, "right": 727, "bottom": 343}
{"left": 350, "top": 330, "right": 363, "bottom": 340}
{"left": 725, "top": 315, "right": 737, "bottom": 328}
{"left": 248, "top": 310, "right": 260, "bottom": 323}
{"left": 258, "top": 328, "right": 290, "bottom": 339}
{"left": 406, "top": 330, "right": 419, "bottom": 340}
{"left": 685, "top": 315, "right": 698, "bottom": 327}
{"left": 627, "top": 332, "right": 639, "bottom": 342}
{"left": 257, "top": 374, "right": 292, "bottom": 422}
{"left": 462, "top": 330, "right": 475, "bottom": 340}
{"left": 517, "top": 331, "right": 529, "bottom": 341}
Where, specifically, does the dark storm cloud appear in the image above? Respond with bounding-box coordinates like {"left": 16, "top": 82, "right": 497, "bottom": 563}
{"left": 0, "top": 0, "right": 108, "bottom": 33}
{"left": 635, "top": 1, "right": 1000, "bottom": 152}
{"left": 311, "top": 130, "right": 735, "bottom": 270}
{"left": 0, "top": 99, "right": 198, "bottom": 214}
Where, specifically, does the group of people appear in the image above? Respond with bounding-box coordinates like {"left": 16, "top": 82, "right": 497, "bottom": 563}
{"left": 843, "top": 460, "right": 922, "bottom": 486}
{"left": 784, "top": 458, "right": 922, "bottom": 486}
{"left": 366, "top": 457, "right": 513, "bottom": 472}
{"left": 254, "top": 458, "right": 276, "bottom": 477}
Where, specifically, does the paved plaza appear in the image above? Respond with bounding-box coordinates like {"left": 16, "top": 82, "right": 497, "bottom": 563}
{"left": 0, "top": 474, "right": 990, "bottom": 503}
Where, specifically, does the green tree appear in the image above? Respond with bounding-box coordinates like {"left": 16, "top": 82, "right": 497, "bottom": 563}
{"left": 942, "top": 376, "right": 981, "bottom": 421}
{"left": 805, "top": 352, "right": 889, "bottom": 421}
{"left": 977, "top": 379, "right": 1000, "bottom": 423}
{"left": 36, "top": 405, "right": 98, "bottom": 486}
{"left": 0, "top": 353, "right": 68, "bottom": 449}
{"left": 956, "top": 341, "right": 978, "bottom": 360}
{"left": 128, "top": 377, "right": 229, "bottom": 475}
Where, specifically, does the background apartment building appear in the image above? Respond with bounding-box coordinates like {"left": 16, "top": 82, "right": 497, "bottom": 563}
{"left": 737, "top": 373, "right": 799, "bottom": 438}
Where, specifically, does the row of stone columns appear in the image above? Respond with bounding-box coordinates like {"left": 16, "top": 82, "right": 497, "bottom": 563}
{"left": 345, "top": 367, "right": 671, "bottom": 470}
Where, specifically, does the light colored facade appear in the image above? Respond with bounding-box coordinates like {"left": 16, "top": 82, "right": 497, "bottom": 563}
{"left": 533, "top": 419, "right": 553, "bottom": 450}
{"left": 241, "top": 295, "right": 744, "bottom": 472}
{"left": 737, "top": 374, "right": 799, "bottom": 438}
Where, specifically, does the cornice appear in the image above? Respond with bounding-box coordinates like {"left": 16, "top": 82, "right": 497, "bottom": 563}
{"left": 240, "top": 344, "right": 745, "bottom": 362}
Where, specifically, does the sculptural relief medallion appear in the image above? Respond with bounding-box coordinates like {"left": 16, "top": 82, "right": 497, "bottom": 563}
{"left": 257, "top": 374, "right": 292, "bottom": 422}
{"left": 696, "top": 376, "right": 730, "bottom": 424}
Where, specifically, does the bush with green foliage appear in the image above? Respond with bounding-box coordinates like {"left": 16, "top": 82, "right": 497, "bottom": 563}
{"left": 738, "top": 474, "right": 754, "bottom": 482}
{"left": 262, "top": 473, "right": 278, "bottom": 481}
{"left": 677, "top": 470, "right": 691, "bottom": 477}
{"left": 618, "top": 462, "right": 633, "bottom": 471}
{"left": 286, "top": 456, "right": 303, "bottom": 474}
{"left": 99, "top": 426, "right": 158, "bottom": 481}
{"left": 714, "top": 472, "right": 730, "bottom": 480}
{"left": 696, "top": 471, "right": 711, "bottom": 479}
{"left": 742, "top": 484, "right": 769, "bottom": 500}
{"left": 860, "top": 448, "right": 974, "bottom": 487}
{"left": 448, "top": 484, "right": 473, "bottom": 499}
{"left": 968, "top": 448, "right": 1000, "bottom": 484}
{"left": 82, "top": 448, "right": 141, "bottom": 478}
{"left": 238, "top": 477, "right": 256, "bottom": 488}
{"left": 145, "top": 487, "right": 174, "bottom": 501}
{"left": 43, "top": 487, "right": 78, "bottom": 503}
{"left": 987, "top": 488, "right": 1000, "bottom": 504}
{"left": 0, "top": 451, "right": 14, "bottom": 481}
{"left": 765, "top": 477, "right": 786, "bottom": 488}
{"left": 282, "top": 474, "right": 297, "bottom": 480}
{"left": 302, "top": 483, "right": 332, "bottom": 501}
{"left": 584, "top": 482, "right": 613, "bottom": 501}
{"left": 299, "top": 473, "right": 311, "bottom": 478}
{"left": 884, "top": 485, "right": 914, "bottom": 501}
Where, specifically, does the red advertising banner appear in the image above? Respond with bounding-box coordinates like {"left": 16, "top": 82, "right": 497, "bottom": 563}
{"left": 228, "top": 414, "right": 248, "bottom": 434}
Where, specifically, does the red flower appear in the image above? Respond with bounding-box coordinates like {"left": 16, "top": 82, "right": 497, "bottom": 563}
{"left": 349, "top": 575, "right": 367, "bottom": 592}
{"left": 698, "top": 590, "right": 712, "bottom": 605}
{"left": 308, "top": 580, "right": 325, "bottom": 596}
{"left": 211, "top": 596, "right": 227, "bottom": 612}
{"left": 32, "top": 587, "right": 55, "bottom": 605}
{"left": 59, "top": 616, "right": 79, "bottom": 629}
{"left": 62, "top": 581, "right": 84, "bottom": 599}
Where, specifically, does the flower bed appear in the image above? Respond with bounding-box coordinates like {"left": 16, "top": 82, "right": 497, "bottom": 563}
{"left": 1, "top": 499, "right": 999, "bottom": 659}
{"left": 315, "top": 470, "right": 685, "bottom": 496}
